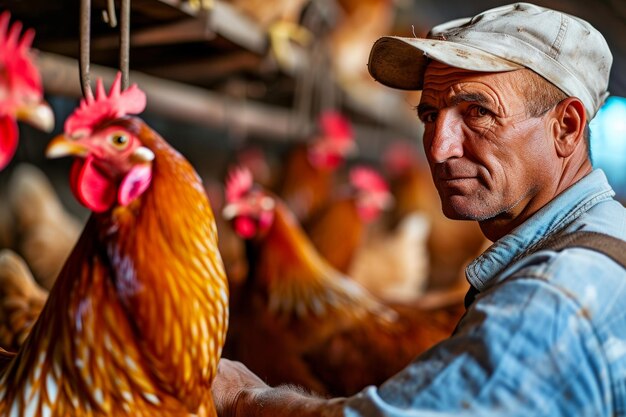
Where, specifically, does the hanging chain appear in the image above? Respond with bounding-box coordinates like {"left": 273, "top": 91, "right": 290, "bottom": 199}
{"left": 79, "top": 0, "right": 92, "bottom": 98}
{"left": 292, "top": 0, "right": 340, "bottom": 138}
{"left": 120, "top": 0, "right": 130, "bottom": 90}
{"left": 79, "top": 0, "right": 131, "bottom": 98}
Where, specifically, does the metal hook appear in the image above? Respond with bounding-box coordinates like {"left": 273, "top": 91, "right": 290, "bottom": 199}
{"left": 79, "top": 0, "right": 131, "bottom": 98}
{"left": 103, "top": 0, "right": 118, "bottom": 28}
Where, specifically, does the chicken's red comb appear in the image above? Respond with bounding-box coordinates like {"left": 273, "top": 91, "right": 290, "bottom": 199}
{"left": 319, "top": 111, "right": 353, "bottom": 142}
{"left": 0, "top": 11, "right": 41, "bottom": 113}
{"left": 64, "top": 72, "right": 146, "bottom": 136}
{"left": 350, "top": 166, "right": 389, "bottom": 194}
{"left": 383, "top": 141, "right": 419, "bottom": 176}
{"left": 225, "top": 166, "right": 253, "bottom": 203}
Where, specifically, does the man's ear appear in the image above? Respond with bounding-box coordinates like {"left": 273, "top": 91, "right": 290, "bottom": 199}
{"left": 551, "top": 97, "right": 586, "bottom": 158}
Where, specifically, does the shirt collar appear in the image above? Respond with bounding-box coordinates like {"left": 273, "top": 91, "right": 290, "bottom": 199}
{"left": 466, "top": 169, "right": 615, "bottom": 290}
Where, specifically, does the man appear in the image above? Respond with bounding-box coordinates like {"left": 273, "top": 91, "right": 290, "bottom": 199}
{"left": 212, "top": 3, "right": 626, "bottom": 416}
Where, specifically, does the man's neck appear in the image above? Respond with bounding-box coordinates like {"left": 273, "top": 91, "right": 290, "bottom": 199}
{"left": 479, "top": 161, "right": 593, "bottom": 242}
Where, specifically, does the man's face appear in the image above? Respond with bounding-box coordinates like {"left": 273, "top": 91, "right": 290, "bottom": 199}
{"left": 418, "top": 62, "right": 557, "bottom": 225}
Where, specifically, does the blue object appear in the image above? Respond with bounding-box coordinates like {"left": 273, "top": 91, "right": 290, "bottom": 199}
{"left": 591, "top": 96, "right": 626, "bottom": 201}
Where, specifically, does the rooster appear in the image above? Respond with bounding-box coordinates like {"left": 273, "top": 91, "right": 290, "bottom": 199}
{"left": 277, "top": 110, "right": 356, "bottom": 223}
{"left": 306, "top": 165, "right": 393, "bottom": 273}
{"left": 0, "top": 74, "right": 229, "bottom": 416}
{"left": 221, "top": 166, "right": 458, "bottom": 396}
{"left": 0, "top": 11, "right": 54, "bottom": 170}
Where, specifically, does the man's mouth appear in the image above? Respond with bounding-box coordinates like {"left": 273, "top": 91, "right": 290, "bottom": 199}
{"left": 438, "top": 176, "right": 476, "bottom": 182}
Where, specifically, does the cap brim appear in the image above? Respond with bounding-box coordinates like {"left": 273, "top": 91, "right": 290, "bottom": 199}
{"left": 368, "top": 36, "right": 524, "bottom": 90}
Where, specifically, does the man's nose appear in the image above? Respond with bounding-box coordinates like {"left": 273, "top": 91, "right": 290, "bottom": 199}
{"left": 427, "top": 109, "right": 464, "bottom": 163}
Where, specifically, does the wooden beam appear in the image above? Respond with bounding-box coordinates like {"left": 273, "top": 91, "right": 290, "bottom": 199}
{"left": 89, "top": 17, "right": 216, "bottom": 49}
{"left": 38, "top": 52, "right": 292, "bottom": 138}
{"left": 36, "top": 52, "right": 418, "bottom": 157}
{"left": 143, "top": 52, "right": 263, "bottom": 84}
{"left": 209, "top": 1, "right": 267, "bottom": 54}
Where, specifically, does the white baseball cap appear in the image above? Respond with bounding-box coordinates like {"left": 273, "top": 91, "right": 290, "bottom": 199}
{"left": 368, "top": 2, "right": 612, "bottom": 119}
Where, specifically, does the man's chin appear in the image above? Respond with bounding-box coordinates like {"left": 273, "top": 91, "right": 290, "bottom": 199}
{"left": 442, "top": 209, "right": 479, "bottom": 221}
{"left": 441, "top": 199, "right": 493, "bottom": 221}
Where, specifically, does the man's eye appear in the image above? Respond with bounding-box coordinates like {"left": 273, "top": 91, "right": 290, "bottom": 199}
{"left": 420, "top": 112, "right": 437, "bottom": 123}
{"left": 469, "top": 106, "right": 490, "bottom": 117}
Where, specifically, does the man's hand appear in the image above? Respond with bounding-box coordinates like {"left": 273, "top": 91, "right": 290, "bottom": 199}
{"left": 212, "top": 358, "right": 269, "bottom": 417}
{"left": 212, "top": 358, "right": 346, "bottom": 417}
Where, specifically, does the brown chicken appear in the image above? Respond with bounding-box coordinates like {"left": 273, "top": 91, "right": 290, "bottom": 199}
{"left": 277, "top": 110, "right": 356, "bottom": 223}
{"left": 348, "top": 211, "right": 431, "bottom": 303}
{"left": 221, "top": 0, "right": 311, "bottom": 72}
{"left": 0, "top": 74, "right": 229, "bottom": 416}
{"left": 7, "top": 163, "right": 83, "bottom": 290}
{"left": 327, "top": 0, "right": 401, "bottom": 113}
{"left": 306, "top": 165, "right": 393, "bottom": 273}
{"left": 204, "top": 178, "right": 248, "bottom": 295}
{"left": 221, "top": 166, "right": 461, "bottom": 397}
{"left": 307, "top": 164, "right": 431, "bottom": 302}
{"left": 0, "top": 249, "right": 46, "bottom": 351}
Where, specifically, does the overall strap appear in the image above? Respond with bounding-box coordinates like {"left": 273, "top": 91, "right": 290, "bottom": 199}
{"left": 464, "top": 231, "right": 626, "bottom": 309}
{"left": 539, "top": 231, "right": 626, "bottom": 269}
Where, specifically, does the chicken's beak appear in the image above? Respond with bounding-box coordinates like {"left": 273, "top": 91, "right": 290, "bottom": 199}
{"left": 45, "top": 134, "right": 89, "bottom": 159}
{"left": 342, "top": 140, "right": 359, "bottom": 158}
{"left": 16, "top": 101, "right": 54, "bottom": 133}
{"left": 130, "top": 146, "right": 155, "bottom": 164}
{"left": 222, "top": 203, "right": 240, "bottom": 221}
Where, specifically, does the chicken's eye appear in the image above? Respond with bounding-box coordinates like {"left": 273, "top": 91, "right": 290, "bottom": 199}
{"left": 109, "top": 132, "right": 130, "bottom": 149}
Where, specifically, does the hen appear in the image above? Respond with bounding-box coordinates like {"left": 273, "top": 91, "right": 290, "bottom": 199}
{"left": 277, "top": 110, "right": 356, "bottom": 223}
{"left": 0, "top": 11, "right": 54, "bottom": 170}
{"left": 348, "top": 211, "right": 431, "bottom": 303}
{"left": 307, "top": 165, "right": 431, "bottom": 302}
{"left": 222, "top": 167, "right": 459, "bottom": 397}
{"left": 306, "top": 165, "right": 393, "bottom": 273}
{"left": 7, "top": 163, "right": 83, "bottom": 290}
{"left": 0, "top": 249, "right": 46, "bottom": 351}
{"left": 0, "top": 74, "right": 229, "bottom": 416}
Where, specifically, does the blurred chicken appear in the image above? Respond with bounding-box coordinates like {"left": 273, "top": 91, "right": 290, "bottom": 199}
{"left": 231, "top": 145, "right": 278, "bottom": 190}
{"left": 307, "top": 165, "right": 393, "bottom": 273}
{"left": 327, "top": 0, "right": 403, "bottom": 112}
{"left": 277, "top": 110, "right": 356, "bottom": 223}
{"left": 222, "top": 0, "right": 311, "bottom": 72}
{"left": 7, "top": 163, "right": 83, "bottom": 290}
{"left": 0, "top": 11, "right": 54, "bottom": 170}
{"left": 348, "top": 212, "right": 430, "bottom": 302}
{"left": 222, "top": 167, "right": 462, "bottom": 396}
{"left": 307, "top": 164, "right": 430, "bottom": 302}
{"left": 329, "top": 0, "right": 395, "bottom": 81}
{"left": 0, "top": 249, "right": 46, "bottom": 351}
{"left": 383, "top": 141, "right": 485, "bottom": 290}
{"left": 0, "top": 74, "right": 228, "bottom": 416}
{"left": 205, "top": 178, "right": 248, "bottom": 295}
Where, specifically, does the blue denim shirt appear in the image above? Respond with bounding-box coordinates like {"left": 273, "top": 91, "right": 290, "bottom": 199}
{"left": 345, "top": 169, "right": 626, "bottom": 417}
